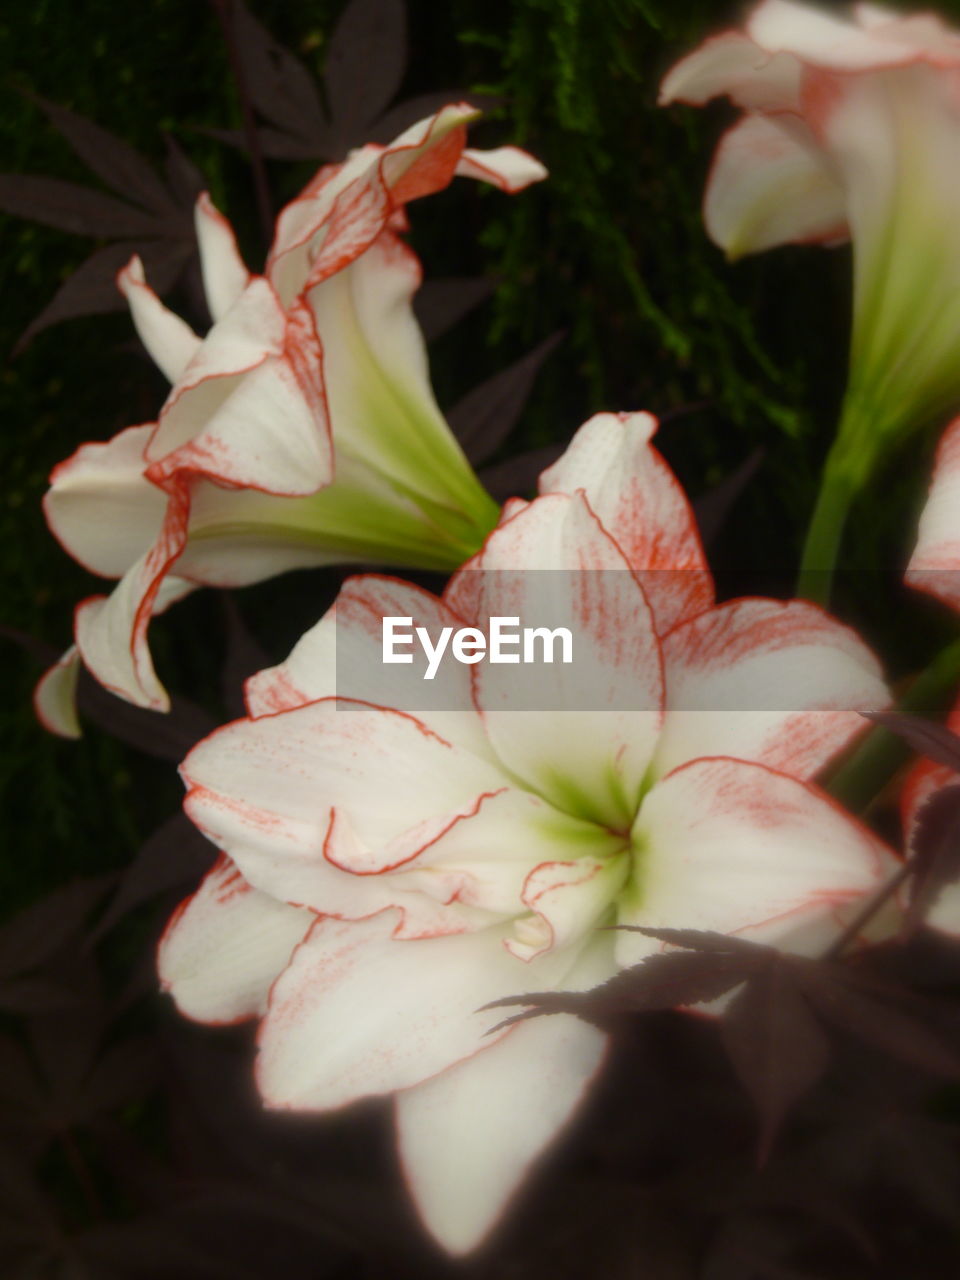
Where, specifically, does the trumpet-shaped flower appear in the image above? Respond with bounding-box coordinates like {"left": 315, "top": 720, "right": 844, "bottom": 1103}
{"left": 159, "top": 411, "right": 894, "bottom": 1255}
{"left": 661, "top": 1, "right": 960, "bottom": 589}
{"left": 36, "top": 105, "right": 546, "bottom": 734}
{"left": 901, "top": 415, "right": 960, "bottom": 935}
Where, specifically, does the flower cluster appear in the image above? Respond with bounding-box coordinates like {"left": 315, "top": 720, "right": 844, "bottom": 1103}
{"left": 29, "top": 0, "right": 960, "bottom": 1261}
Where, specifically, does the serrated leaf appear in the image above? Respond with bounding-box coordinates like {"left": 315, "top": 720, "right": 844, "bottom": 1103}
{"left": 414, "top": 275, "right": 495, "bottom": 341}
{"left": 0, "top": 175, "right": 162, "bottom": 237}
{"left": 163, "top": 136, "right": 206, "bottom": 208}
{"left": 448, "top": 332, "right": 564, "bottom": 464}
{"left": 13, "top": 239, "right": 192, "bottom": 355}
{"left": 255, "top": 125, "right": 334, "bottom": 161}
{"left": 484, "top": 946, "right": 760, "bottom": 1031}
{"left": 324, "top": 0, "right": 407, "bottom": 137}
{"left": 693, "top": 448, "right": 764, "bottom": 547}
{"left": 0, "top": 976, "right": 85, "bottom": 1016}
{"left": 863, "top": 711, "right": 960, "bottom": 774}
{"left": 229, "top": 0, "right": 326, "bottom": 141}
{"left": 91, "top": 815, "right": 216, "bottom": 942}
{"left": 31, "top": 93, "right": 175, "bottom": 214}
{"left": 618, "top": 926, "right": 775, "bottom": 957}
{"left": 799, "top": 963, "right": 960, "bottom": 1078}
{"left": 722, "top": 962, "right": 832, "bottom": 1163}
{"left": 0, "top": 878, "right": 114, "bottom": 978}
{"left": 76, "top": 669, "right": 216, "bottom": 762}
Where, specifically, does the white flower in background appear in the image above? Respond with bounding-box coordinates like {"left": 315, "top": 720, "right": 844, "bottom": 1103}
{"left": 36, "top": 104, "right": 546, "bottom": 733}
{"left": 901, "top": 414, "right": 960, "bottom": 936}
{"left": 159, "top": 411, "right": 894, "bottom": 1255}
{"left": 661, "top": 1, "right": 960, "bottom": 586}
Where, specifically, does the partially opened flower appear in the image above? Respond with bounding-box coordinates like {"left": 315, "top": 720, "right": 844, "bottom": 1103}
{"left": 36, "top": 104, "right": 546, "bottom": 734}
{"left": 900, "top": 416, "right": 960, "bottom": 935}
{"left": 905, "top": 415, "right": 960, "bottom": 614}
{"left": 159, "top": 411, "right": 894, "bottom": 1255}
{"left": 661, "top": 1, "right": 960, "bottom": 593}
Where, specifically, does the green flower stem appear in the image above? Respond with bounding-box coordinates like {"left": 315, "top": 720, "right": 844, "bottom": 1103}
{"left": 826, "top": 634, "right": 960, "bottom": 814}
{"left": 795, "top": 447, "right": 856, "bottom": 606}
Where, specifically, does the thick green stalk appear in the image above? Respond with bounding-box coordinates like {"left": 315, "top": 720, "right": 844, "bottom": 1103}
{"left": 795, "top": 449, "right": 855, "bottom": 606}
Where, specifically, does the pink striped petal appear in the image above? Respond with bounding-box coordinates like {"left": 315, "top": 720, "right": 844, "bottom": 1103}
{"left": 704, "top": 114, "right": 847, "bottom": 258}
{"left": 194, "top": 193, "right": 250, "bottom": 322}
{"left": 244, "top": 575, "right": 491, "bottom": 757}
{"left": 618, "top": 757, "right": 892, "bottom": 966}
{"left": 147, "top": 284, "right": 332, "bottom": 498}
{"left": 256, "top": 910, "right": 575, "bottom": 1111}
{"left": 538, "top": 412, "right": 714, "bottom": 633}
{"left": 181, "top": 699, "right": 512, "bottom": 909}
{"left": 72, "top": 482, "right": 194, "bottom": 711}
{"left": 158, "top": 855, "right": 312, "bottom": 1024}
{"left": 455, "top": 146, "right": 548, "bottom": 192}
{"left": 748, "top": 0, "right": 960, "bottom": 72}
{"left": 657, "top": 598, "right": 888, "bottom": 780}
{"left": 467, "top": 493, "right": 664, "bottom": 826}
{"left": 44, "top": 425, "right": 164, "bottom": 579}
{"left": 395, "top": 937, "right": 610, "bottom": 1255}
{"left": 906, "top": 417, "right": 960, "bottom": 613}
{"left": 34, "top": 647, "right": 81, "bottom": 739}
{"left": 659, "top": 29, "right": 802, "bottom": 111}
{"left": 117, "top": 256, "right": 201, "bottom": 383}
{"left": 268, "top": 105, "right": 478, "bottom": 305}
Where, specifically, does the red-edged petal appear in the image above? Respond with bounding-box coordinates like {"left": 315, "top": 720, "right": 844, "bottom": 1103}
{"left": 158, "top": 855, "right": 312, "bottom": 1025}
{"left": 659, "top": 28, "right": 802, "bottom": 111}
{"left": 656, "top": 597, "right": 889, "bottom": 780}
{"left": 181, "top": 698, "right": 512, "bottom": 908}
{"left": 244, "top": 574, "right": 493, "bottom": 757}
{"left": 749, "top": 0, "right": 960, "bottom": 72}
{"left": 906, "top": 417, "right": 960, "bottom": 613}
{"left": 704, "top": 113, "right": 847, "bottom": 258}
{"left": 34, "top": 647, "right": 81, "bottom": 739}
{"left": 466, "top": 493, "right": 664, "bottom": 826}
{"left": 505, "top": 855, "right": 628, "bottom": 962}
{"left": 147, "top": 284, "right": 332, "bottom": 498}
{"left": 395, "top": 937, "right": 611, "bottom": 1255}
{"left": 43, "top": 424, "right": 164, "bottom": 579}
{"left": 305, "top": 231, "right": 489, "bottom": 519}
{"left": 195, "top": 193, "right": 250, "bottom": 322}
{"left": 455, "top": 146, "right": 548, "bottom": 192}
{"left": 72, "top": 481, "right": 194, "bottom": 711}
{"left": 538, "top": 412, "right": 714, "bottom": 633}
{"left": 619, "top": 757, "right": 893, "bottom": 966}
{"left": 117, "top": 255, "right": 201, "bottom": 384}
{"left": 268, "top": 104, "right": 479, "bottom": 306}
{"left": 255, "top": 910, "right": 576, "bottom": 1111}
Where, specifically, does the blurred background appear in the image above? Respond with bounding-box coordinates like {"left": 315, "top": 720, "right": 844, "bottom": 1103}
{"left": 2, "top": 1, "right": 960, "bottom": 1275}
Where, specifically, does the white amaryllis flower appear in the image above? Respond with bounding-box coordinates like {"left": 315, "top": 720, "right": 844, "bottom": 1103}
{"left": 159, "top": 411, "right": 894, "bottom": 1255}
{"left": 900, "top": 415, "right": 960, "bottom": 936}
{"left": 36, "top": 104, "right": 546, "bottom": 735}
{"left": 661, "top": 0, "right": 960, "bottom": 589}
{"left": 906, "top": 415, "right": 960, "bottom": 614}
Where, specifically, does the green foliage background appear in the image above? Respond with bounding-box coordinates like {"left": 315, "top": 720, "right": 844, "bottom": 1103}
{"left": 4, "top": 0, "right": 960, "bottom": 910}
